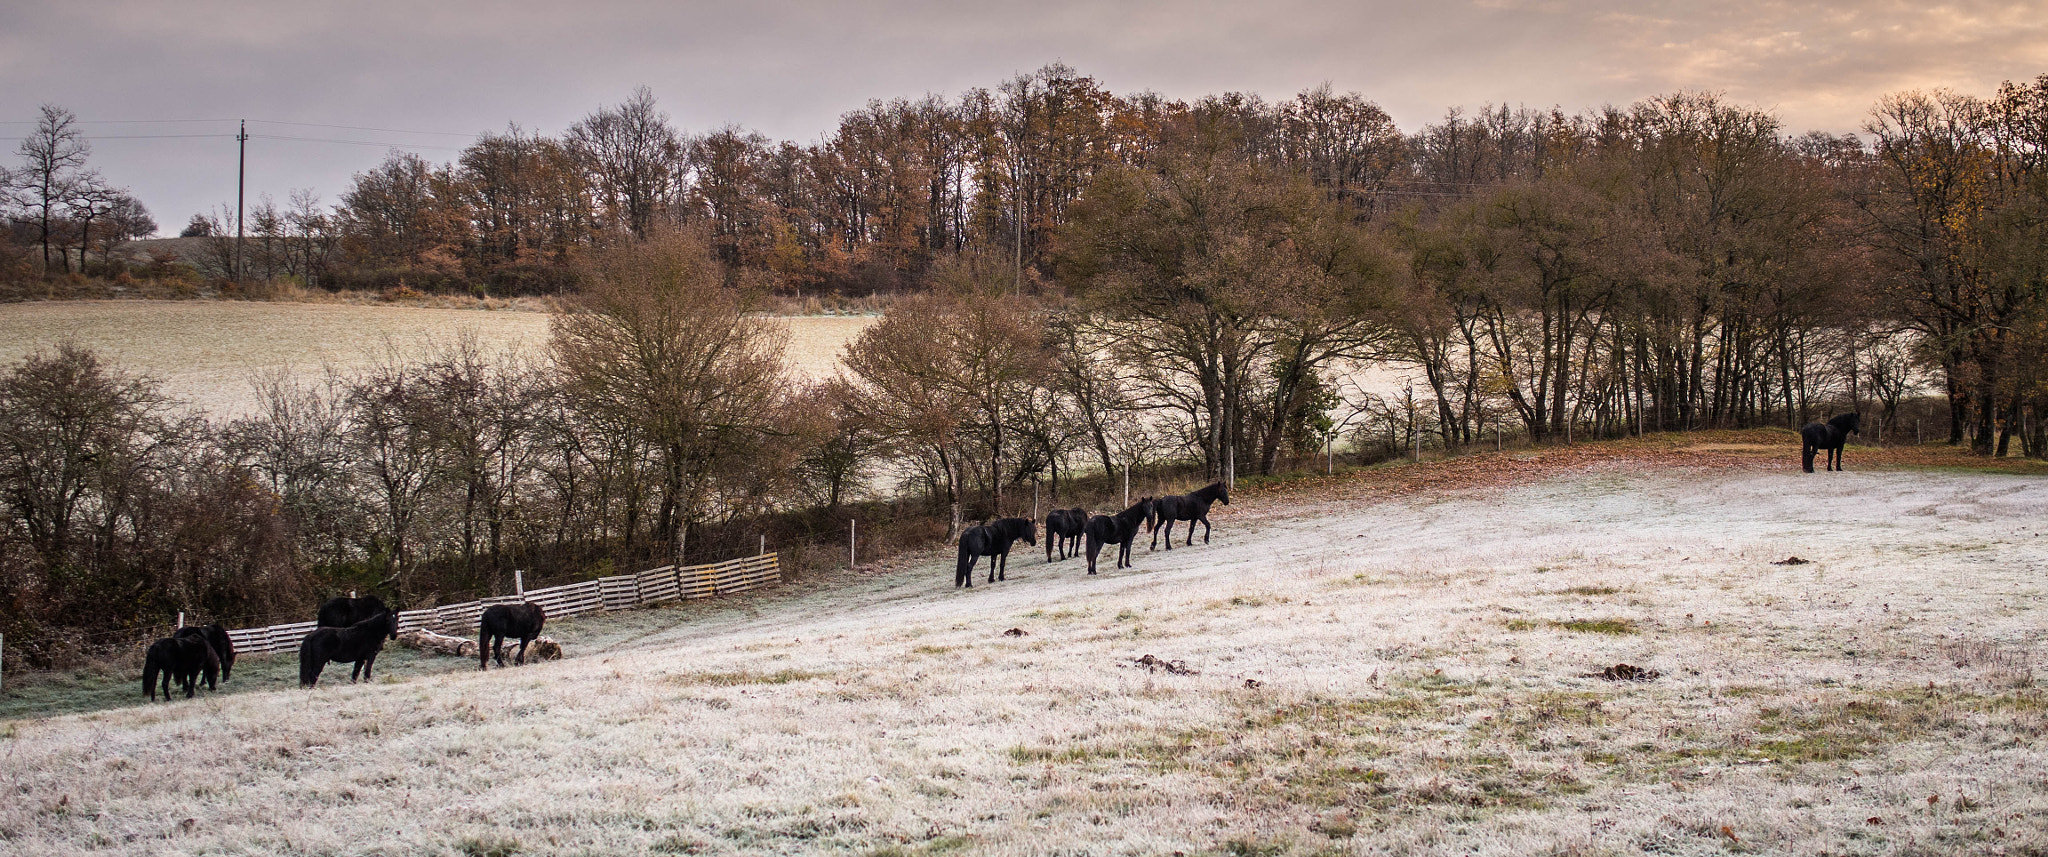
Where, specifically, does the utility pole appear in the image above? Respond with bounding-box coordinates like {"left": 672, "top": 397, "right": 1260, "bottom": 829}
{"left": 236, "top": 119, "right": 248, "bottom": 282}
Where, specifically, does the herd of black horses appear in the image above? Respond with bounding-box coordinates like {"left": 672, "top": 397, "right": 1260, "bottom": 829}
{"left": 141, "top": 596, "right": 550, "bottom": 700}
{"left": 138, "top": 415, "right": 1861, "bottom": 700}
{"left": 954, "top": 480, "right": 1232, "bottom": 587}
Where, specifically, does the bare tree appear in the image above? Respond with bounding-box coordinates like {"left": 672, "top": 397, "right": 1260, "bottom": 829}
{"left": 552, "top": 230, "right": 790, "bottom": 566}
{"left": 6, "top": 105, "right": 94, "bottom": 273}
{"left": 569, "top": 87, "right": 686, "bottom": 240}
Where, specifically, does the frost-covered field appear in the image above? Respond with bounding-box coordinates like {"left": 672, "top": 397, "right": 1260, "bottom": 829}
{"left": 0, "top": 301, "right": 873, "bottom": 417}
{"left": 4, "top": 459, "right": 2047, "bottom": 855}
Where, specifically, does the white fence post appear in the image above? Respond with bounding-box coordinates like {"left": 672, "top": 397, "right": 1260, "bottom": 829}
{"left": 1122, "top": 464, "right": 1129, "bottom": 509}
{"left": 176, "top": 611, "right": 184, "bottom": 630}
{"left": 514, "top": 569, "right": 525, "bottom": 598}
{"left": 758, "top": 535, "right": 765, "bottom": 556}
{"left": 849, "top": 519, "right": 857, "bottom": 568}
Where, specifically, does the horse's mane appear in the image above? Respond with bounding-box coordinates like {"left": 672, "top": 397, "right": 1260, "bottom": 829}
{"left": 1191, "top": 481, "right": 1228, "bottom": 501}
{"left": 1828, "top": 412, "right": 1861, "bottom": 431}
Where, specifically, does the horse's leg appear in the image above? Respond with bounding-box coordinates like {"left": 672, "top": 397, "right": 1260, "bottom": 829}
{"left": 1199, "top": 515, "right": 1209, "bottom": 545}
{"left": 361, "top": 653, "right": 376, "bottom": 682}
{"left": 515, "top": 636, "right": 530, "bottom": 666}
{"left": 1086, "top": 538, "right": 1100, "bottom": 575}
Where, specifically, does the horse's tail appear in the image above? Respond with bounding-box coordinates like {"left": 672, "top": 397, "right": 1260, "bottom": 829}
{"left": 479, "top": 622, "right": 492, "bottom": 670}
{"left": 955, "top": 544, "right": 974, "bottom": 585}
{"left": 143, "top": 656, "right": 160, "bottom": 701}
{"left": 1801, "top": 436, "right": 1816, "bottom": 473}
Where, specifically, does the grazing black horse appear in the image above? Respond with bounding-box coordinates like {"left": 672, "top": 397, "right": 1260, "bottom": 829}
{"left": 956, "top": 517, "right": 1037, "bottom": 587}
{"left": 142, "top": 635, "right": 214, "bottom": 701}
{"left": 479, "top": 602, "right": 547, "bottom": 669}
{"left": 1084, "top": 498, "right": 1154, "bottom": 575}
{"left": 181, "top": 622, "right": 236, "bottom": 682}
{"left": 1149, "top": 481, "right": 1231, "bottom": 551}
{"left": 317, "top": 594, "right": 390, "bottom": 628}
{"left": 172, "top": 626, "right": 224, "bottom": 692}
{"left": 1044, "top": 508, "right": 1087, "bottom": 561}
{"left": 299, "top": 610, "right": 399, "bottom": 688}
{"left": 1801, "top": 412, "right": 1862, "bottom": 473}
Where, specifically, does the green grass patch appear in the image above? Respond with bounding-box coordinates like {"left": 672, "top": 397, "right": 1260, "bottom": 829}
{"left": 1551, "top": 618, "right": 1639, "bottom": 635}
{"left": 0, "top": 644, "right": 485, "bottom": 722}
{"left": 1503, "top": 619, "right": 1538, "bottom": 631}
{"left": 1560, "top": 586, "right": 1620, "bottom": 596}
{"left": 865, "top": 834, "right": 976, "bottom": 857}
{"left": 676, "top": 668, "right": 829, "bottom": 686}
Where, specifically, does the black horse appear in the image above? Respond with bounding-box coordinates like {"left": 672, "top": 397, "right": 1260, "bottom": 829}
{"left": 317, "top": 594, "right": 390, "bottom": 628}
{"left": 142, "top": 635, "right": 214, "bottom": 701}
{"left": 1149, "top": 481, "right": 1231, "bottom": 550}
{"left": 956, "top": 517, "right": 1037, "bottom": 587}
{"left": 1084, "top": 498, "right": 1153, "bottom": 575}
{"left": 182, "top": 622, "right": 236, "bottom": 682}
{"left": 299, "top": 610, "right": 399, "bottom": 688}
{"left": 1044, "top": 508, "right": 1087, "bottom": 561}
{"left": 1801, "top": 412, "right": 1862, "bottom": 473}
{"left": 479, "top": 602, "right": 547, "bottom": 669}
{"left": 172, "top": 626, "right": 224, "bottom": 692}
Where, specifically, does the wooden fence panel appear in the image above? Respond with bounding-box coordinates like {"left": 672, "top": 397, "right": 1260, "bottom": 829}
{"left": 597, "top": 575, "right": 640, "bottom": 611}
{"left": 194, "top": 555, "right": 777, "bottom": 659}
{"left": 637, "top": 565, "right": 681, "bottom": 604}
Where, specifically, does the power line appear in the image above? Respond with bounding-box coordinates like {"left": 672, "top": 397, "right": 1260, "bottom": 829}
{"left": 248, "top": 133, "right": 463, "bottom": 151}
{"left": 248, "top": 119, "right": 474, "bottom": 138}
{"left": 0, "top": 118, "right": 234, "bottom": 125}
{"left": 1, "top": 117, "right": 477, "bottom": 138}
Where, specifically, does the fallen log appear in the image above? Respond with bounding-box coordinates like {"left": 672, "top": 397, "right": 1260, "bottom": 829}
{"left": 398, "top": 628, "right": 476, "bottom": 657}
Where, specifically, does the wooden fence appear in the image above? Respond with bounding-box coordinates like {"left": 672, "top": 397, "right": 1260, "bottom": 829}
{"left": 225, "top": 553, "right": 781, "bottom": 655}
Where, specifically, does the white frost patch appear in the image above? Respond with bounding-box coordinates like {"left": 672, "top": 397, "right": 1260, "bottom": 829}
{"left": 3, "top": 468, "right": 2045, "bottom": 854}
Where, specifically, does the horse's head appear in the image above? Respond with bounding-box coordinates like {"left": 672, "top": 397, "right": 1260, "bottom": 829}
{"left": 1217, "top": 483, "right": 1231, "bottom": 505}
{"left": 1845, "top": 412, "right": 1862, "bottom": 435}
{"left": 381, "top": 610, "right": 400, "bottom": 640}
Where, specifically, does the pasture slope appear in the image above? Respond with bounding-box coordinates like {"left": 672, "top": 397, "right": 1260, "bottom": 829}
{"left": 4, "top": 434, "right": 2048, "bottom": 856}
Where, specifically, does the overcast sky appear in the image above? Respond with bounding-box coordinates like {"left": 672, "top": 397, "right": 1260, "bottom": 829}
{"left": 4, "top": 0, "right": 2044, "bottom": 236}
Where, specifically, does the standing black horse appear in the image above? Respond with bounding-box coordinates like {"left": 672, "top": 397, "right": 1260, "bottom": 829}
{"left": 479, "top": 602, "right": 547, "bottom": 669}
{"left": 956, "top": 517, "right": 1037, "bottom": 587}
{"left": 172, "top": 626, "right": 224, "bottom": 692}
{"left": 1044, "top": 508, "right": 1087, "bottom": 561}
{"left": 317, "top": 595, "right": 390, "bottom": 628}
{"left": 1801, "top": 413, "right": 1862, "bottom": 473}
{"left": 142, "top": 635, "right": 214, "bottom": 701}
{"left": 299, "top": 610, "right": 399, "bottom": 688}
{"left": 1149, "top": 481, "right": 1231, "bottom": 550}
{"left": 1084, "top": 498, "right": 1153, "bottom": 575}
